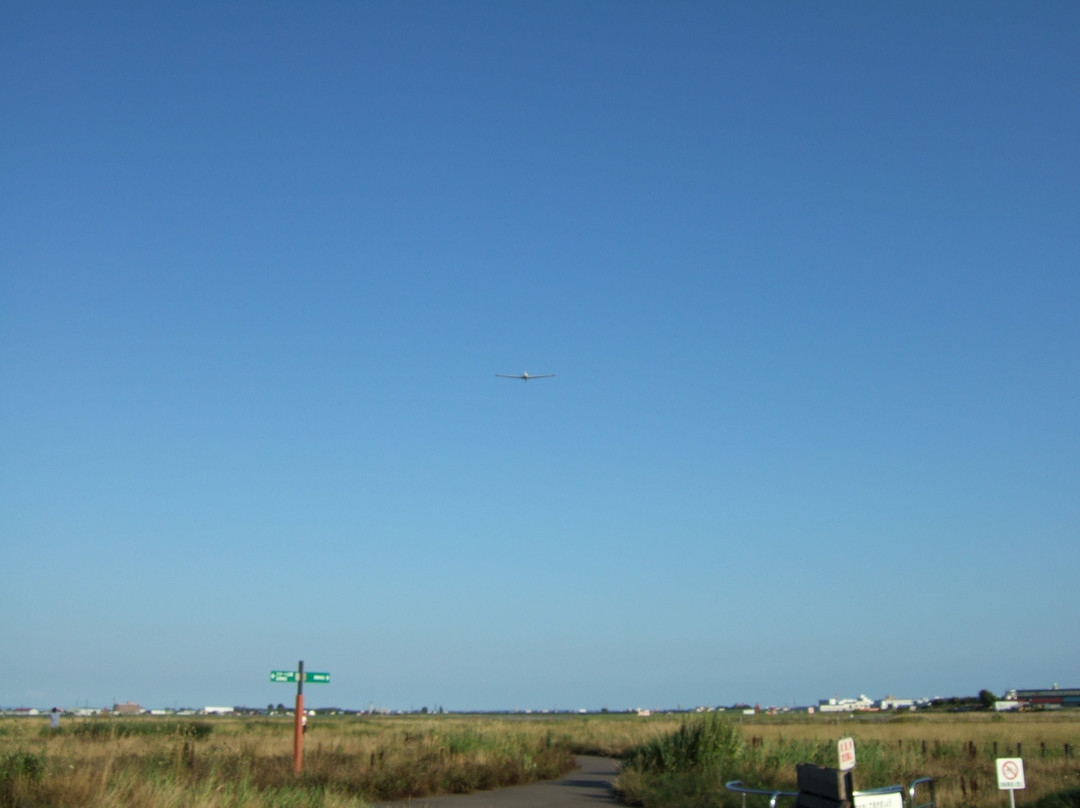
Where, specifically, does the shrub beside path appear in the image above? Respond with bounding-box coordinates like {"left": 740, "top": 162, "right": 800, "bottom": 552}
{"left": 375, "top": 756, "right": 619, "bottom": 808}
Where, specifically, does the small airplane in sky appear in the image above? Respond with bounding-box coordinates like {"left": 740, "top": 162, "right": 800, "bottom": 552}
{"left": 495, "top": 372, "right": 556, "bottom": 381}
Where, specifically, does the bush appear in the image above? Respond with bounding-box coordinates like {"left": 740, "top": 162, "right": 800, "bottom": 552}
{"left": 0, "top": 749, "right": 48, "bottom": 807}
{"left": 0, "top": 750, "right": 46, "bottom": 784}
{"left": 622, "top": 714, "right": 743, "bottom": 775}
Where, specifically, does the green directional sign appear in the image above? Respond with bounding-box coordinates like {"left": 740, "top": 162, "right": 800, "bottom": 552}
{"left": 270, "top": 671, "right": 330, "bottom": 684}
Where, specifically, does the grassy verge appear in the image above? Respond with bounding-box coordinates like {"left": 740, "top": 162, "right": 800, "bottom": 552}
{"left": 615, "top": 713, "right": 1080, "bottom": 808}
{"left": 0, "top": 715, "right": 578, "bottom": 808}
{"left": 3, "top": 711, "right": 1077, "bottom": 808}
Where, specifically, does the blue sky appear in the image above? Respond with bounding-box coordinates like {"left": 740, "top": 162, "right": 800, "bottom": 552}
{"left": 2, "top": 1, "right": 1077, "bottom": 712}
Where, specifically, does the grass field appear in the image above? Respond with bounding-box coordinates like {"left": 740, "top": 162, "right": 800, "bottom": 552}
{"left": 0, "top": 714, "right": 578, "bottom": 808}
{"left": 0, "top": 710, "right": 1077, "bottom": 808}
{"left": 616, "top": 711, "right": 1080, "bottom": 808}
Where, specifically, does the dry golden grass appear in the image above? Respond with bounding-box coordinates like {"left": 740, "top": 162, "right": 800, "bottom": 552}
{"left": 1, "top": 711, "right": 1077, "bottom": 808}
{"left": 741, "top": 711, "right": 1080, "bottom": 748}
{"left": 617, "top": 711, "right": 1080, "bottom": 808}
{"left": 736, "top": 712, "right": 1080, "bottom": 808}
{"left": 0, "top": 714, "right": 576, "bottom": 807}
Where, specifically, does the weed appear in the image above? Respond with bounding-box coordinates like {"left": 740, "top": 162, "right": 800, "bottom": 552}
{"left": 0, "top": 749, "right": 47, "bottom": 783}
{"left": 622, "top": 714, "right": 743, "bottom": 775}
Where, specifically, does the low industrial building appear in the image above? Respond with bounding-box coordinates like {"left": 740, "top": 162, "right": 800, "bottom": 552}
{"left": 1008, "top": 687, "right": 1080, "bottom": 709}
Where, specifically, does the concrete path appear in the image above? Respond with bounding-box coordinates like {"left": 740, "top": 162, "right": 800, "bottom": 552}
{"left": 374, "top": 756, "right": 620, "bottom": 808}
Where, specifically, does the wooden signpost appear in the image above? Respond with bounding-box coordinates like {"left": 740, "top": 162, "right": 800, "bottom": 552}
{"left": 270, "top": 660, "right": 331, "bottom": 773}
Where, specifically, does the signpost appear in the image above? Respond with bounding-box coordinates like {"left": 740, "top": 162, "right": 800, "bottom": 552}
{"left": 270, "top": 670, "right": 331, "bottom": 684}
{"left": 271, "top": 661, "right": 330, "bottom": 773}
{"left": 997, "top": 758, "right": 1026, "bottom": 808}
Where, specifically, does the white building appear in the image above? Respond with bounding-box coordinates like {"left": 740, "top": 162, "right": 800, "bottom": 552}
{"left": 879, "top": 698, "right": 917, "bottom": 710}
{"left": 818, "top": 695, "right": 875, "bottom": 712}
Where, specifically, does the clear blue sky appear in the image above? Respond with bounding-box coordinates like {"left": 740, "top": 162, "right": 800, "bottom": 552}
{"left": 2, "top": 1, "right": 1077, "bottom": 712}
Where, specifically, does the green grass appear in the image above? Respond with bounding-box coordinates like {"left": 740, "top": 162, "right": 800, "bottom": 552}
{"left": 616, "top": 713, "right": 1080, "bottom": 808}
{"left": 621, "top": 713, "right": 743, "bottom": 774}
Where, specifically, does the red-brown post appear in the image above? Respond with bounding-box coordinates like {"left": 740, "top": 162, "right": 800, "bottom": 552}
{"left": 293, "top": 660, "right": 304, "bottom": 773}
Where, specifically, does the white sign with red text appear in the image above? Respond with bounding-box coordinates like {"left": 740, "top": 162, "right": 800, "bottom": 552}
{"left": 838, "top": 737, "right": 856, "bottom": 771}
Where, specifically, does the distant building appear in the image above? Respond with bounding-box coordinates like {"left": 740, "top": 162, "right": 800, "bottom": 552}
{"left": 879, "top": 698, "right": 918, "bottom": 710}
{"left": 1009, "top": 687, "right": 1080, "bottom": 709}
{"left": 113, "top": 702, "right": 142, "bottom": 716}
{"left": 203, "top": 706, "right": 235, "bottom": 715}
{"left": 819, "top": 695, "right": 875, "bottom": 712}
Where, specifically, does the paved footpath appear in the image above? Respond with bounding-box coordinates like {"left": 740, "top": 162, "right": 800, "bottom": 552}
{"left": 374, "top": 756, "right": 620, "bottom": 808}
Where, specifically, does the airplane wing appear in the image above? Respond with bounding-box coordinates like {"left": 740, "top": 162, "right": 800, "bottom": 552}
{"left": 526, "top": 374, "right": 555, "bottom": 378}
{"left": 495, "top": 374, "right": 525, "bottom": 379}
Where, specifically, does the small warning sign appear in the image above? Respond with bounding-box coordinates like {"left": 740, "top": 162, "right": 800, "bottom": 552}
{"left": 838, "top": 737, "right": 856, "bottom": 771}
{"left": 996, "top": 758, "right": 1026, "bottom": 790}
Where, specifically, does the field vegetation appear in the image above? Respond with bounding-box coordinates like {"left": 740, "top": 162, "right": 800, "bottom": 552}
{"left": 0, "top": 713, "right": 579, "bottom": 808}
{"left": 0, "top": 710, "right": 1077, "bottom": 808}
{"left": 617, "top": 711, "right": 1080, "bottom": 808}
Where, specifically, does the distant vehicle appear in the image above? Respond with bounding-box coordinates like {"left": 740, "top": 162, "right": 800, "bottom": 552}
{"left": 495, "top": 372, "right": 556, "bottom": 381}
